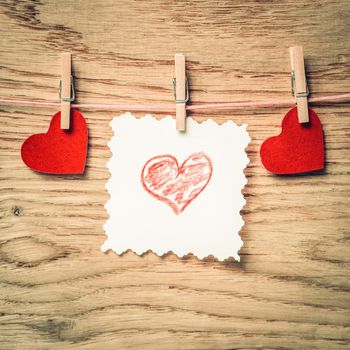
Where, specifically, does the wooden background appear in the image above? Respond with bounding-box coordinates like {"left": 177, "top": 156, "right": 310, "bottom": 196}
{"left": 1, "top": 1, "right": 350, "bottom": 349}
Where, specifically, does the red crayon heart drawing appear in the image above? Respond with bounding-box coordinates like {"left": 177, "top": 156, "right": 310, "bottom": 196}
{"left": 21, "top": 109, "right": 88, "bottom": 174}
{"left": 260, "top": 107, "right": 324, "bottom": 174}
{"left": 141, "top": 152, "right": 213, "bottom": 215}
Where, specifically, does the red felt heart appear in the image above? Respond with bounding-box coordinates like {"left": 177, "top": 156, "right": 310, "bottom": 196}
{"left": 260, "top": 107, "right": 324, "bottom": 174}
{"left": 21, "top": 109, "right": 88, "bottom": 174}
{"left": 141, "top": 152, "right": 213, "bottom": 215}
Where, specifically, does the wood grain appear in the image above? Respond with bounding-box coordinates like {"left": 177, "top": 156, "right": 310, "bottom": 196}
{"left": 0, "top": 1, "right": 350, "bottom": 349}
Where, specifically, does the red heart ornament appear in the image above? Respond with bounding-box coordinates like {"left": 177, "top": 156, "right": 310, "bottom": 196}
{"left": 260, "top": 107, "right": 324, "bottom": 174}
{"left": 141, "top": 152, "right": 213, "bottom": 215}
{"left": 21, "top": 109, "right": 88, "bottom": 174}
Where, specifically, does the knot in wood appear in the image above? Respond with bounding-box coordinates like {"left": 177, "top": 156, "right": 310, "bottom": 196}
{"left": 11, "top": 206, "right": 22, "bottom": 216}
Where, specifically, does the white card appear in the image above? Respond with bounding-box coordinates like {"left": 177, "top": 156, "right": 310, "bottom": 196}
{"left": 102, "top": 113, "right": 250, "bottom": 261}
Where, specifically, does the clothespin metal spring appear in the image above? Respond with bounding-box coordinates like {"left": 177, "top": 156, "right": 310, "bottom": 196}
{"left": 172, "top": 78, "right": 189, "bottom": 104}
{"left": 59, "top": 76, "right": 75, "bottom": 102}
{"left": 291, "top": 70, "right": 309, "bottom": 98}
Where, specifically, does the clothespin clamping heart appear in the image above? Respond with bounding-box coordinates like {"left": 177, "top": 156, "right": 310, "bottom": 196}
{"left": 260, "top": 46, "right": 325, "bottom": 174}
{"left": 21, "top": 53, "right": 88, "bottom": 174}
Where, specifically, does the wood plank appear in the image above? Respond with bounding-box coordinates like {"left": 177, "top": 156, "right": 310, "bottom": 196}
{"left": 0, "top": 1, "right": 350, "bottom": 349}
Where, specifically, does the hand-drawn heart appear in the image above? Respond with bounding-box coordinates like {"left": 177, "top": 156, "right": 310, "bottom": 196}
{"left": 141, "top": 152, "right": 213, "bottom": 215}
{"left": 21, "top": 109, "right": 88, "bottom": 174}
{"left": 260, "top": 107, "right": 324, "bottom": 174}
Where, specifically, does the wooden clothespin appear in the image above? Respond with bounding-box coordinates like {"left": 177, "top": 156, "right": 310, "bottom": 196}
{"left": 60, "top": 53, "right": 74, "bottom": 129}
{"left": 290, "top": 46, "right": 309, "bottom": 123}
{"left": 173, "top": 53, "right": 188, "bottom": 131}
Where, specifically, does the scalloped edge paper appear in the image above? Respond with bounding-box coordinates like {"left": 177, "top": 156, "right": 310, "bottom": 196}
{"left": 102, "top": 113, "right": 250, "bottom": 261}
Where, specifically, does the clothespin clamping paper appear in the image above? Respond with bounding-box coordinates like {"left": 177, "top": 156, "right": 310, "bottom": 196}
{"left": 173, "top": 53, "right": 189, "bottom": 131}
{"left": 59, "top": 53, "right": 75, "bottom": 129}
{"left": 290, "top": 46, "right": 309, "bottom": 123}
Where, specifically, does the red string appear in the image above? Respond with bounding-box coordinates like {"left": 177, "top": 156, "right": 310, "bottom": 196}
{"left": 0, "top": 93, "right": 350, "bottom": 113}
